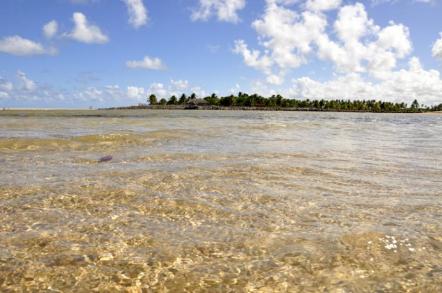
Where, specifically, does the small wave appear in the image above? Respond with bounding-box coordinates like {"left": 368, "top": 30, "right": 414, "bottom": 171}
{"left": 0, "top": 130, "right": 193, "bottom": 152}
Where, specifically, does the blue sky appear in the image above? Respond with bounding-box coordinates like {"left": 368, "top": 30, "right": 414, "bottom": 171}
{"left": 1, "top": 0, "right": 442, "bottom": 108}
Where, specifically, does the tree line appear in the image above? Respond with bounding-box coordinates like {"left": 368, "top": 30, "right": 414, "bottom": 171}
{"left": 147, "top": 93, "right": 442, "bottom": 113}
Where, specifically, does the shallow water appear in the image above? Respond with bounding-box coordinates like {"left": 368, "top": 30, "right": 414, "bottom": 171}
{"left": 0, "top": 110, "right": 441, "bottom": 292}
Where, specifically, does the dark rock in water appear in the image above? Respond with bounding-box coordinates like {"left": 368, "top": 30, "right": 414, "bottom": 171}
{"left": 98, "top": 155, "right": 113, "bottom": 163}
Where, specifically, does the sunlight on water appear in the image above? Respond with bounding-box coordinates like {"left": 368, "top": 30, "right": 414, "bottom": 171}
{"left": 0, "top": 110, "right": 441, "bottom": 292}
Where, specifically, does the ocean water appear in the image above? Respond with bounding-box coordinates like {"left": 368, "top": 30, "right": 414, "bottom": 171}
{"left": 0, "top": 110, "right": 441, "bottom": 292}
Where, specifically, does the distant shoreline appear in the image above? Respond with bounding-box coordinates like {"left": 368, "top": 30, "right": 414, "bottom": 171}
{"left": 99, "top": 105, "right": 441, "bottom": 114}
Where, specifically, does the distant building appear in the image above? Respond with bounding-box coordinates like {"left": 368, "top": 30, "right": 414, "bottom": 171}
{"left": 185, "top": 98, "right": 208, "bottom": 109}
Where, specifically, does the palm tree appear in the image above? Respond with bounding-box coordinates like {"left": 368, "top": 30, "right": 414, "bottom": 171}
{"left": 168, "top": 95, "right": 177, "bottom": 105}
{"left": 148, "top": 94, "right": 157, "bottom": 105}
{"left": 411, "top": 99, "right": 419, "bottom": 110}
{"left": 179, "top": 94, "right": 186, "bottom": 105}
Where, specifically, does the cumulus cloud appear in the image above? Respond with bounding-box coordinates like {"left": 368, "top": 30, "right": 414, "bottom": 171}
{"left": 126, "top": 56, "right": 166, "bottom": 70}
{"left": 233, "top": 40, "right": 273, "bottom": 74}
{"left": 318, "top": 5, "right": 412, "bottom": 76}
{"left": 0, "top": 36, "right": 55, "bottom": 56}
{"left": 43, "top": 20, "right": 58, "bottom": 39}
{"left": 122, "top": 0, "right": 148, "bottom": 28}
{"left": 432, "top": 33, "right": 442, "bottom": 61}
{"left": 67, "top": 12, "right": 109, "bottom": 44}
{"left": 233, "top": 0, "right": 442, "bottom": 105}
{"left": 289, "top": 58, "right": 442, "bottom": 105}
{"left": 192, "top": 0, "right": 246, "bottom": 23}
{"left": 234, "top": 0, "right": 328, "bottom": 84}
{"left": 235, "top": 1, "right": 413, "bottom": 84}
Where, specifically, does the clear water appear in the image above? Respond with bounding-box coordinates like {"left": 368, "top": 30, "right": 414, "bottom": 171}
{"left": 0, "top": 110, "right": 441, "bottom": 292}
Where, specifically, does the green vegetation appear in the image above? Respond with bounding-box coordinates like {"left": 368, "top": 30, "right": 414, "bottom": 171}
{"left": 146, "top": 93, "right": 442, "bottom": 113}
{"left": 148, "top": 94, "right": 157, "bottom": 106}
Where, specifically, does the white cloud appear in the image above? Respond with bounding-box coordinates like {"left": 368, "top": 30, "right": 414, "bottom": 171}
{"left": 126, "top": 56, "right": 166, "bottom": 70}
{"left": 305, "top": 0, "right": 342, "bottom": 11}
{"left": 0, "top": 36, "right": 55, "bottom": 56}
{"left": 233, "top": 40, "right": 273, "bottom": 74}
{"left": 189, "top": 86, "right": 207, "bottom": 98}
{"left": 122, "top": 0, "right": 148, "bottom": 28}
{"left": 0, "top": 75, "right": 211, "bottom": 107}
{"left": 0, "top": 72, "right": 66, "bottom": 105}
{"left": 43, "top": 20, "right": 58, "bottom": 39}
{"left": 67, "top": 12, "right": 109, "bottom": 44}
{"left": 127, "top": 86, "right": 145, "bottom": 100}
{"left": 0, "top": 75, "right": 151, "bottom": 107}
{"left": 233, "top": 0, "right": 442, "bottom": 105}
{"left": 75, "top": 85, "right": 125, "bottom": 103}
{"left": 78, "top": 87, "right": 104, "bottom": 102}
{"left": 192, "top": 0, "right": 246, "bottom": 23}
{"left": 234, "top": 0, "right": 328, "bottom": 83}
{"left": 288, "top": 58, "right": 442, "bottom": 105}
{"left": 146, "top": 80, "right": 207, "bottom": 99}
{"left": 17, "top": 71, "right": 36, "bottom": 92}
{"left": 171, "top": 79, "right": 189, "bottom": 90}
{"left": 334, "top": 3, "right": 375, "bottom": 44}
{"left": 147, "top": 83, "right": 168, "bottom": 98}
{"left": 432, "top": 33, "right": 442, "bottom": 61}
{"left": 235, "top": 1, "right": 412, "bottom": 83}
{"left": 317, "top": 5, "right": 412, "bottom": 75}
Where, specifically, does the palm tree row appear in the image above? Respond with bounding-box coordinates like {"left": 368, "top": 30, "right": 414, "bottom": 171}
{"left": 148, "top": 93, "right": 442, "bottom": 113}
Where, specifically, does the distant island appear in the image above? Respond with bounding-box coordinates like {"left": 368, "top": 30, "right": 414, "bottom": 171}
{"left": 103, "top": 93, "right": 442, "bottom": 113}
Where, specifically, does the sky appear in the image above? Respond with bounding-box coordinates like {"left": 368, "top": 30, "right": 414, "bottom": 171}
{"left": 1, "top": 0, "right": 442, "bottom": 108}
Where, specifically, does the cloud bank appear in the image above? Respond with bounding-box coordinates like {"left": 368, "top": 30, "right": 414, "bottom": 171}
{"left": 234, "top": 0, "right": 442, "bottom": 104}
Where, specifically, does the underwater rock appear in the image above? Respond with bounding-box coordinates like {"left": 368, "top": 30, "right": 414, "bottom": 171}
{"left": 98, "top": 155, "right": 113, "bottom": 163}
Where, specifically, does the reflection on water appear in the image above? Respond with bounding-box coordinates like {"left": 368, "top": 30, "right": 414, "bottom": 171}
{"left": 0, "top": 110, "right": 441, "bottom": 291}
